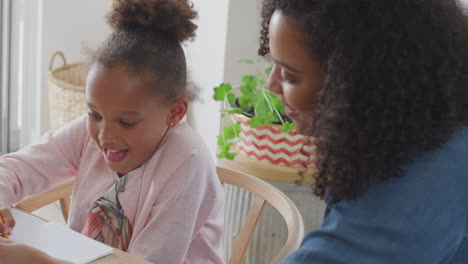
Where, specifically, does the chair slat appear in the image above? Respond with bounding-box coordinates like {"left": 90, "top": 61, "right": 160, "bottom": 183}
{"left": 229, "top": 196, "right": 266, "bottom": 264}
{"left": 217, "top": 166, "right": 304, "bottom": 264}
{"left": 59, "top": 196, "right": 72, "bottom": 222}
{"left": 15, "top": 180, "right": 74, "bottom": 213}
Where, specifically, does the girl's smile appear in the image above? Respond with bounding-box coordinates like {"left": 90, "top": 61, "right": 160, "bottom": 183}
{"left": 86, "top": 63, "right": 172, "bottom": 176}
{"left": 104, "top": 148, "right": 128, "bottom": 163}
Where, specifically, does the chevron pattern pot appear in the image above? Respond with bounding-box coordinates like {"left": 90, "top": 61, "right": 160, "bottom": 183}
{"left": 232, "top": 114, "right": 317, "bottom": 167}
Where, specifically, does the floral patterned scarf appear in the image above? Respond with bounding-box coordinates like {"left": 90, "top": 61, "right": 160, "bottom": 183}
{"left": 81, "top": 171, "right": 135, "bottom": 251}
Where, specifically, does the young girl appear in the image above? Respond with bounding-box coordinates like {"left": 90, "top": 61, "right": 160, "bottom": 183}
{"left": 260, "top": 0, "right": 468, "bottom": 263}
{"left": 0, "top": 0, "right": 224, "bottom": 263}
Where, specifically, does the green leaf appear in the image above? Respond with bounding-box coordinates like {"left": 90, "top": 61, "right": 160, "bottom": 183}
{"left": 226, "top": 137, "right": 243, "bottom": 145}
{"left": 213, "top": 83, "right": 232, "bottom": 101}
{"left": 265, "top": 66, "right": 273, "bottom": 76}
{"left": 257, "top": 77, "right": 266, "bottom": 87}
{"left": 214, "top": 59, "right": 289, "bottom": 160}
{"left": 221, "top": 108, "right": 243, "bottom": 115}
{"left": 249, "top": 114, "right": 275, "bottom": 128}
{"left": 241, "top": 75, "right": 257, "bottom": 92}
{"left": 254, "top": 97, "right": 270, "bottom": 117}
{"left": 239, "top": 84, "right": 252, "bottom": 96}
{"left": 217, "top": 141, "right": 235, "bottom": 160}
{"left": 223, "top": 122, "right": 241, "bottom": 140}
{"left": 238, "top": 95, "right": 252, "bottom": 110}
{"left": 239, "top": 58, "right": 260, "bottom": 64}
{"left": 270, "top": 96, "right": 285, "bottom": 112}
{"left": 227, "top": 108, "right": 243, "bottom": 114}
{"left": 216, "top": 129, "right": 240, "bottom": 160}
{"left": 217, "top": 135, "right": 226, "bottom": 146}
{"left": 227, "top": 92, "right": 236, "bottom": 105}
{"left": 242, "top": 75, "right": 255, "bottom": 84}
{"left": 250, "top": 93, "right": 261, "bottom": 106}
{"left": 221, "top": 108, "right": 241, "bottom": 114}
{"left": 281, "top": 121, "right": 295, "bottom": 133}
{"left": 216, "top": 135, "right": 228, "bottom": 157}
{"left": 249, "top": 117, "right": 262, "bottom": 128}
{"left": 225, "top": 152, "right": 237, "bottom": 160}
{"left": 259, "top": 112, "right": 274, "bottom": 125}
{"left": 271, "top": 112, "right": 281, "bottom": 123}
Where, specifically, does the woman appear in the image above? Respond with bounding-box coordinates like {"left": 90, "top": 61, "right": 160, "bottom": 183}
{"left": 260, "top": 0, "right": 468, "bottom": 263}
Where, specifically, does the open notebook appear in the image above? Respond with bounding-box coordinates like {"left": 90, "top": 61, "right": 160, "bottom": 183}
{"left": 9, "top": 208, "right": 113, "bottom": 264}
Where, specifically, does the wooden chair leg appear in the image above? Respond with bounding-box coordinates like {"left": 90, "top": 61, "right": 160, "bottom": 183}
{"left": 59, "top": 196, "right": 71, "bottom": 223}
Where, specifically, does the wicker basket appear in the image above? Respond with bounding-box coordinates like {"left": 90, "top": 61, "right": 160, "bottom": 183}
{"left": 47, "top": 51, "right": 87, "bottom": 130}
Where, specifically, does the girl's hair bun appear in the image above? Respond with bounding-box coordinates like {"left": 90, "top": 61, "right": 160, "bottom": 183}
{"left": 106, "top": 0, "right": 198, "bottom": 42}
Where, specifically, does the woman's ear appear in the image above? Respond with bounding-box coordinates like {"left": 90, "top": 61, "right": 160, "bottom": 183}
{"left": 167, "top": 97, "right": 188, "bottom": 127}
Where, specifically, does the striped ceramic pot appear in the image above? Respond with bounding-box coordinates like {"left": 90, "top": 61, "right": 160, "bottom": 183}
{"left": 232, "top": 114, "right": 317, "bottom": 167}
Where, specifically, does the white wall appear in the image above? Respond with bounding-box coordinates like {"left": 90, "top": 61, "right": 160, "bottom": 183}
{"left": 223, "top": 0, "right": 264, "bottom": 85}
{"left": 40, "top": 0, "right": 112, "bottom": 135}
{"left": 186, "top": 0, "right": 265, "bottom": 159}
{"left": 8, "top": 0, "right": 112, "bottom": 149}
{"left": 184, "top": 0, "right": 230, "bottom": 159}
{"left": 34, "top": 0, "right": 233, "bottom": 160}
{"left": 9, "top": 0, "right": 44, "bottom": 149}
{"left": 16, "top": 0, "right": 265, "bottom": 160}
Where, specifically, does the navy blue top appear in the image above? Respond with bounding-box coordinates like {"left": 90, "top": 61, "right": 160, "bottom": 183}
{"left": 281, "top": 126, "right": 468, "bottom": 264}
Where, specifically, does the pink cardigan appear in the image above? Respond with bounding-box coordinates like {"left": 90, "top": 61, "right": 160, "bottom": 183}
{"left": 0, "top": 116, "right": 224, "bottom": 263}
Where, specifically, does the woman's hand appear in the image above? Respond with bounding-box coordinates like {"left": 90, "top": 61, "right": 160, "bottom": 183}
{"left": 0, "top": 209, "right": 15, "bottom": 236}
{"left": 0, "top": 237, "right": 72, "bottom": 264}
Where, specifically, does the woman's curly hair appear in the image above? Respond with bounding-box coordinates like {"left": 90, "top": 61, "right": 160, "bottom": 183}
{"left": 259, "top": 0, "right": 468, "bottom": 200}
{"left": 92, "top": 0, "right": 199, "bottom": 101}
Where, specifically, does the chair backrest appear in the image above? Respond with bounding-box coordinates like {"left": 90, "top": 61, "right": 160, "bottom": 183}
{"left": 14, "top": 168, "right": 305, "bottom": 263}
{"left": 15, "top": 180, "right": 74, "bottom": 222}
{"left": 217, "top": 166, "right": 305, "bottom": 264}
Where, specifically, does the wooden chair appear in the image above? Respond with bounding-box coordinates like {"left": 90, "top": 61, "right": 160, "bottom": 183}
{"left": 15, "top": 180, "right": 74, "bottom": 223}
{"left": 14, "top": 168, "right": 305, "bottom": 263}
{"left": 217, "top": 166, "right": 305, "bottom": 264}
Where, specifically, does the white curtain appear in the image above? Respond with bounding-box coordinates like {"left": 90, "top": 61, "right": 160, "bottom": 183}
{"left": 0, "top": 0, "right": 11, "bottom": 154}
{"left": 1, "top": 0, "right": 43, "bottom": 153}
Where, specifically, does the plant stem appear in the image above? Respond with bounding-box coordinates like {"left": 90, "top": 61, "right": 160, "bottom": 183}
{"left": 263, "top": 89, "right": 285, "bottom": 124}
{"left": 222, "top": 95, "right": 230, "bottom": 144}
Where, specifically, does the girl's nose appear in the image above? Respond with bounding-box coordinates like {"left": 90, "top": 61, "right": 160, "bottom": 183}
{"left": 267, "top": 64, "right": 282, "bottom": 95}
{"left": 98, "top": 122, "right": 117, "bottom": 143}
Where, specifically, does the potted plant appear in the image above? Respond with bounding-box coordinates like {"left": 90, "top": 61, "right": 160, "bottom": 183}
{"left": 213, "top": 59, "right": 317, "bottom": 183}
{"left": 213, "top": 60, "right": 323, "bottom": 264}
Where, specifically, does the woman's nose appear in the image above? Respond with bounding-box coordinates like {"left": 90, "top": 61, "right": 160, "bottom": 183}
{"left": 267, "top": 65, "right": 282, "bottom": 95}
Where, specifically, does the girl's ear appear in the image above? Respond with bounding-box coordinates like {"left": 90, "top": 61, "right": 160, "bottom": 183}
{"left": 167, "top": 97, "right": 188, "bottom": 127}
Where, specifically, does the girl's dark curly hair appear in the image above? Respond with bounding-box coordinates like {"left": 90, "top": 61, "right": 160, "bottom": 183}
{"left": 91, "top": 0, "right": 199, "bottom": 102}
{"left": 259, "top": 0, "right": 468, "bottom": 200}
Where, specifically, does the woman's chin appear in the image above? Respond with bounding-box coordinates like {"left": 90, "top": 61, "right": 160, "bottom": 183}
{"left": 294, "top": 121, "right": 313, "bottom": 136}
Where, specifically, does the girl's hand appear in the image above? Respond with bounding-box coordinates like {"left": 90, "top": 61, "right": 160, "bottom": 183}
{"left": 0, "top": 237, "right": 72, "bottom": 264}
{"left": 0, "top": 209, "right": 15, "bottom": 235}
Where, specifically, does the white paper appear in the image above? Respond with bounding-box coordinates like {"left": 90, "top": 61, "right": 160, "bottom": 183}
{"left": 9, "top": 208, "right": 113, "bottom": 264}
